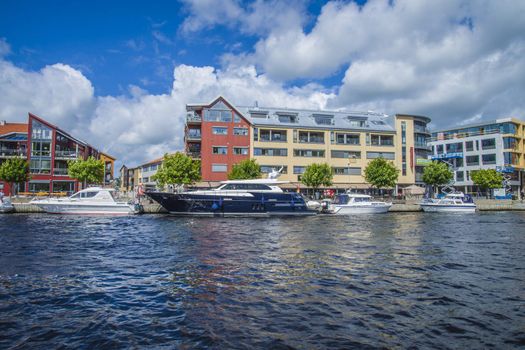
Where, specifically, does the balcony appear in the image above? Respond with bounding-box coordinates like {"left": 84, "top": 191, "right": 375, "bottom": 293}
{"left": 414, "top": 126, "right": 431, "bottom": 134}
{"left": 54, "top": 150, "right": 79, "bottom": 159}
{"left": 186, "top": 112, "right": 202, "bottom": 124}
{"left": 187, "top": 151, "right": 201, "bottom": 159}
{"left": 53, "top": 168, "right": 69, "bottom": 176}
{"left": 186, "top": 133, "right": 202, "bottom": 141}
{"left": 0, "top": 149, "right": 27, "bottom": 158}
{"left": 414, "top": 142, "right": 431, "bottom": 150}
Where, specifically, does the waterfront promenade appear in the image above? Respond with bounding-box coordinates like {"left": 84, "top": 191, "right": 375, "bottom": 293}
{"left": 8, "top": 198, "right": 525, "bottom": 213}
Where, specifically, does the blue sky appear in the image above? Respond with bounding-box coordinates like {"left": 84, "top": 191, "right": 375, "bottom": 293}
{"left": 1, "top": 0, "right": 524, "bottom": 167}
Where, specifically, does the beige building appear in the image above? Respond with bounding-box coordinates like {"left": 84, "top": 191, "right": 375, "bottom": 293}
{"left": 231, "top": 103, "right": 431, "bottom": 191}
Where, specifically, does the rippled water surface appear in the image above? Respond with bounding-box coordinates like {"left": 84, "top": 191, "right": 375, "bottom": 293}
{"left": 1, "top": 212, "right": 524, "bottom": 349}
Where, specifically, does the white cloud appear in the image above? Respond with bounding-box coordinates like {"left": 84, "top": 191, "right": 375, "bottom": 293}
{"left": 0, "top": 37, "right": 11, "bottom": 57}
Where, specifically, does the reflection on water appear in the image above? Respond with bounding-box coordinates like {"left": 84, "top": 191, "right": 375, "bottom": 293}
{"left": 1, "top": 212, "right": 524, "bottom": 348}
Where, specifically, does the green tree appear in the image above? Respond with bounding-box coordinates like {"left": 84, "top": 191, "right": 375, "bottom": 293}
{"left": 152, "top": 152, "right": 201, "bottom": 188}
{"left": 364, "top": 157, "right": 399, "bottom": 189}
{"left": 0, "top": 157, "right": 29, "bottom": 196}
{"left": 422, "top": 161, "right": 454, "bottom": 192}
{"left": 471, "top": 169, "right": 503, "bottom": 198}
{"left": 68, "top": 156, "right": 105, "bottom": 189}
{"left": 301, "top": 163, "right": 333, "bottom": 195}
{"left": 228, "top": 159, "right": 261, "bottom": 180}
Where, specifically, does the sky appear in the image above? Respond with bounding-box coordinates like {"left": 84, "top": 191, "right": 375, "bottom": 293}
{"left": 1, "top": 0, "right": 524, "bottom": 168}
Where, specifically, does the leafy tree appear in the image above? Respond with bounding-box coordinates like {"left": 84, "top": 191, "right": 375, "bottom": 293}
{"left": 152, "top": 152, "right": 201, "bottom": 188}
{"left": 471, "top": 169, "right": 503, "bottom": 198}
{"left": 68, "top": 156, "right": 105, "bottom": 188}
{"left": 301, "top": 163, "right": 333, "bottom": 195}
{"left": 0, "top": 157, "right": 29, "bottom": 196}
{"left": 364, "top": 157, "right": 399, "bottom": 189}
{"left": 228, "top": 159, "right": 261, "bottom": 180}
{"left": 422, "top": 161, "right": 454, "bottom": 192}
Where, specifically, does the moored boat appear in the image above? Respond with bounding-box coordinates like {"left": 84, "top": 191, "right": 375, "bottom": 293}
{"left": 325, "top": 193, "right": 392, "bottom": 214}
{"left": 0, "top": 194, "right": 14, "bottom": 213}
{"left": 30, "top": 187, "right": 140, "bottom": 215}
{"left": 419, "top": 191, "right": 476, "bottom": 213}
{"left": 146, "top": 179, "right": 317, "bottom": 217}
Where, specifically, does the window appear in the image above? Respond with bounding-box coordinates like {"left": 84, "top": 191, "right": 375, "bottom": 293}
{"left": 259, "top": 129, "right": 287, "bottom": 142}
{"left": 446, "top": 142, "right": 463, "bottom": 153}
{"left": 503, "top": 137, "right": 517, "bottom": 149}
{"left": 253, "top": 128, "right": 258, "bottom": 141}
{"left": 481, "top": 138, "right": 496, "bottom": 150}
{"left": 293, "top": 149, "right": 325, "bottom": 157}
{"left": 253, "top": 148, "right": 288, "bottom": 156}
{"left": 260, "top": 165, "right": 288, "bottom": 174}
{"left": 293, "top": 166, "right": 306, "bottom": 174}
{"left": 466, "top": 155, "right": 479, "bottom": 166}
{"left": 370, "top": 134, "right": 394, "bottom": 146}
{"left": 212, "top": 146, "right": 228, "bottom": 155}
{"left": 233, "top": 127, "right": 248, "bottom": 136}
{"left": 31, "top": 121, "right": 52, "bottom": 140}
{"left": 366, "top": 152, "right": 395, "bottom": 160}
{"left": 455, "top": 158, "right": 464, "bottom": 167}
{"left": 456, "top": 171, "right": 464, "bottom": 181}
{"left": 298, "top": 131, "right": 324, "bottom": 144}
{"left": 335, "top": 133, "right": 360, "bottom": 145}
{"left": 437, "top": 144, "right": 444, "bottom": 154}
{"left": 212, "top": 127, "right": 228, "bottom": 135}
{"left": 204, "top": 109, "right": 232, "bottom": 122}
{"left": 313, "top": 114, "right": 334, "bottom": 125}
{"left": 233, "top": 147, "right": 249, "bottom": 155}
{"left": 347, "top": 117, "right": 367, "bottom": 127}
{"left": 504, "top": 152, "right": 518, "bottom": 165}
{"left": 331, "top": 150, "right": 361, "bottom": 159}
{"left": 466, "top": 141, "right": 473, "bottom": 151}
{"left": 277, "top": 114, "right": 298, "bottom": 123}
{"left": 401, "top": 121, "right": 406, "bottom": 145}
{"left": 187, "top": 129, "right": 201, "bottom": 138}
{"left": 482, "top": 154, "right": 496, "bottom": 165}
{"left": 222, "top": 183, "right": 272, "bottom": 190}
{"left": 212, "top": 164, "right": 227, "bottom": 172}
{"left": 370, "top": 120, "right": 386, "bottom": 125}
{"left": 250, "top": 112, "right": 268, "bottom": 119}
{"left": 333, "top": 167, "right": 361, "bottom": 175}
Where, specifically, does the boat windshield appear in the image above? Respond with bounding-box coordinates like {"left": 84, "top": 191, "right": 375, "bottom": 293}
{"left": 353, "top": 197, "right": 371, "bottom": 202}
{"left": 219, "top": 183, "right": 273, "bottom": 191}
{"left": 333, "top": 194, "right": 349, "bottom": 205}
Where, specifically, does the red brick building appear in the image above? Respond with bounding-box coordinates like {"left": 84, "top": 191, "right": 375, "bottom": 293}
{"left": 185, "top": 96, "right": 250, "bottom": 182}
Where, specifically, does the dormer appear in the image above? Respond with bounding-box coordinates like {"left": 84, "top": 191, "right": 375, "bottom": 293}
{"left": 276, "top": 112, "right": 299, "bottom": 124}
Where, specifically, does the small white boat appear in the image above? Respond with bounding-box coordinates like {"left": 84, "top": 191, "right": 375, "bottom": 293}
{"left": 0, "top": 195, "right": 14, "bottom": 213}
{"left": 31, "top": 187, "right": 140, "bottom": 215}
{"left": 327, "top": 193, "right": 392, "bottom": 214}
{"left": 420, "top": 192, "right": 476, "bottom": 213}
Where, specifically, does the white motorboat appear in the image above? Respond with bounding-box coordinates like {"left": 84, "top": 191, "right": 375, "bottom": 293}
{"left": 327, "top": 193, "right": 392, "bottom": 214}
{"left": 0, "top": 194, "right": 14, "bottom": 213}
{"left": 419, "top": 192, "right": 476, "bottom": 213}
{"left": 31, "top": 187, "right": 140, "bottom": 215}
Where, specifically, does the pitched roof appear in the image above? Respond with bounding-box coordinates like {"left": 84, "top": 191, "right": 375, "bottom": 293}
{"left": 0, "top": 122, "right": 28, "bottom": 136}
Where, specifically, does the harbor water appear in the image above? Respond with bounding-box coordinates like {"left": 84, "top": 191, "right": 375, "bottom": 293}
{"left": 1, "top": 213, "right": 524, "bottom": 349}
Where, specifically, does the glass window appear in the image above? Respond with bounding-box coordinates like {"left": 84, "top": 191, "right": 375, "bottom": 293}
{"left": 466, "top": 141, "right": 473, "bottom": 151}
{"left": 212, "top": 164, "right": 227, "bottom": 172}
{"left": 253, "top": 148, "right": 288, "bottom": 156}
{"left": 446, "top": 142, "right": 463, "bottom": 153}
{"left": 481, "top": 138, "right": 496, "bottom": 150}
{"left": 347, "top": 117, "right": 366, "bottom": 127}
{"left": 503, "top": 137, "right": 517, "bottom": 149}
{"left": 259, "top": 129, "right": 286, "bottom": 142}
{"left": 204, "top": 109, "right": 232, "bottom": 122}
{"left": 482, "top": 154, "right": 496, "bottom": 165}
{"left": 366, "top": 152, "right": 395, "bottom": 160}
{"left": 212, "top": 127, "right": 228, "bottom": 135}
{"left": 313, "top": 114, "right": 334, "bottom": 125}
{"left": 370, "top": 134, "right": 394, "bottom": 146}
{"left": 233, "top": 127, "right": 248, "bottom": 136}
{"left": 277, "top": 114, "right": 298, "bottom": 123}
{"left": 293, "top": 166, "right": 306, "bottom": 174}
{"left": 298, "top": 131, "right": 324, "bottom": 144}
{"left": 293, "top": 149, "right": 325, "bottom": 157}
{"left": 332, "top": 167, "right": 361, "bottom": 175}
{"left": 31, "top": 120, "right": 52, "bottom": 140}
{"left": 233, "top": 147, "right": 249, "bottom": 155}
{"left": 331, "top": 150, "right": 361, "bottom": 159}
{"left": 466, "top": 155, "right": 479, "bottom": 166}
{"left": 456, "top": 171, "right": 464, "bottom": 181}
{"left": 212, "top": 146, "right": 228, "bottom": 155}
{"left": 335, "top": 133, "right": 360, "bottom": 145}
{"left": 437, "top": 144, "right": 444, "bottom": 154}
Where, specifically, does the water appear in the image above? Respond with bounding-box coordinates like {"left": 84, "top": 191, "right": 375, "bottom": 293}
{"left": 0, "top": 213, "right": 524, "bottom": 349}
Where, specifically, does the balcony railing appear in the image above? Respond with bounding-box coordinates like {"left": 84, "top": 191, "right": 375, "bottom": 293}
{"left": 0, "top": 149, "right": 27, "bottom": 157}
{"left": 429, "top": 128, "right": 500, "bottom": 142}
{"left": 186, "top": 134, "right": 202, "bottom": 141}
{"left": 187, "top": 151, "right": 201, "bottom": 159}
{"left": 414, "top": 126, "right": 431, "bottom": 134}
{"left": 54, "top": 150, "right": 80, "bottom": 159}
{"left": 186, "top": 113, "right": 202, "bottom": 124}
{"left": 53, "top": 168, "right": 69, "bottom": 176}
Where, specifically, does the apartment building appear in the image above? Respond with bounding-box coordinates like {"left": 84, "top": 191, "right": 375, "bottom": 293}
{"left": 184, "top": 96, "right": 431, "bottom": 191}
{"left": 428, "top": 118, "right": 525, "bottom": 194}
{"left": 0, "top": 121, "right": 28, "bottom": 194}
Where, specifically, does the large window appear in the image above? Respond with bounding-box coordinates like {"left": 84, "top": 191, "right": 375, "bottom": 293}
{"left": 347, "top": 117, "right": 366, "bottom": 127}
{"left": 277, "top": 114, "right": 298, "bottom": 123}
{"left": 253, "top": 148, "right": 288, "bottom": 156}
{"left": 30, "top": 159, "right": 51, "bottom": 174}
{"left": 233, "top": 127, "right": 248, "bottom": 136}
{"left": 298, "top": 131, "right": 324, "bottom": 144}
{"left": 293, "top": 149, "right": 325, "bottom": 157}
{"left": 212, "top": 164, "right": 227, "bottom": 172}
{"left": 313, "top": 114, "right": 334, "bottom": 125}
{"left": 293, "top": 166, "right": 306, "bottom": 174}
{"left": 481, "top": 138, "right": 496, "bottom": 150}
{"left": 31, "top": 141, "right": 51, "bottom": 157}
{"left": 331, "top": 150, "right": 361, "bottom": 159}
{"left": 370, "top": 134, "right": 394, "bottom": 146}
{"left": 233, "top": 147, "right": 249, "bottom": 155}
{"left": 203, "top": 102, "right": 234, "bottom": 122}
{"left": 503, "top": 137, "right": 517, "bottom": 149}
{"left": 212, "top": 146, "right": 228, "bottom": 155}
{"left": 456, "top": 171, "right": 464, "bottom": 182}
{"left": 212, "top": 127, "right": 228, "bottom": 135}
{"left": 28, "top": 181, "right": 50, "bottom": 193}
{"left": 482, "top": 154, "right": 496, "bottom": 165}
{"left": 446, "top": 142, "right": 463, "bottom": 153}
{"left": 366, "top": 152, "right": 395, "bottom": 160}
{"left": 259, "top": 129, "right": 287, "bottom": 142}
{"left": 31, "top": 121, "right": 52, "bottom": 140}
{"left": 466, "top": 155, "right": 479, "bottom": 166}
{"left": 466, "top": 141, "right": 474, "bottom": 151}
{"left": 335, "top": 133, "right": 360, "bottom": 145}
{"left": 504, "top": 152, "right": 519, "bottom": 165}
{"left": 333, "top": 167, "right": 361, "bottom": 175}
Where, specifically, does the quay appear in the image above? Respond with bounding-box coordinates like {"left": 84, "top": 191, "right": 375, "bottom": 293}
{"left": 7, "top": 199, "right": 525, "bottom": 214}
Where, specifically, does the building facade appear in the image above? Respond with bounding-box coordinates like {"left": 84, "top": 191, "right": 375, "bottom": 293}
{"left": 428, "top": 118, "right": 525, "bottom": 194}
{"left": 0, "top": 121, "right": 28, "bottom": 194}
{"left": 184, "top": 96, "right": 431, "bottom": 190}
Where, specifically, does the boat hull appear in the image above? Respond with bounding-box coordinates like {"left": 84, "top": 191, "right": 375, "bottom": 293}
{"left": 420, "top": 203, "right": 476, "bottom": 213}
{"left": 331, "top": 204, "right": 392, "bottom": 214}
{"left": 31, "top": 202, "right": 135, "bottom": 215}
{"left": 0, "top": 204, "right": 14, "bottom": 213}
{"left": 146, "top": 191, "right": 317, "bottom": 217}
